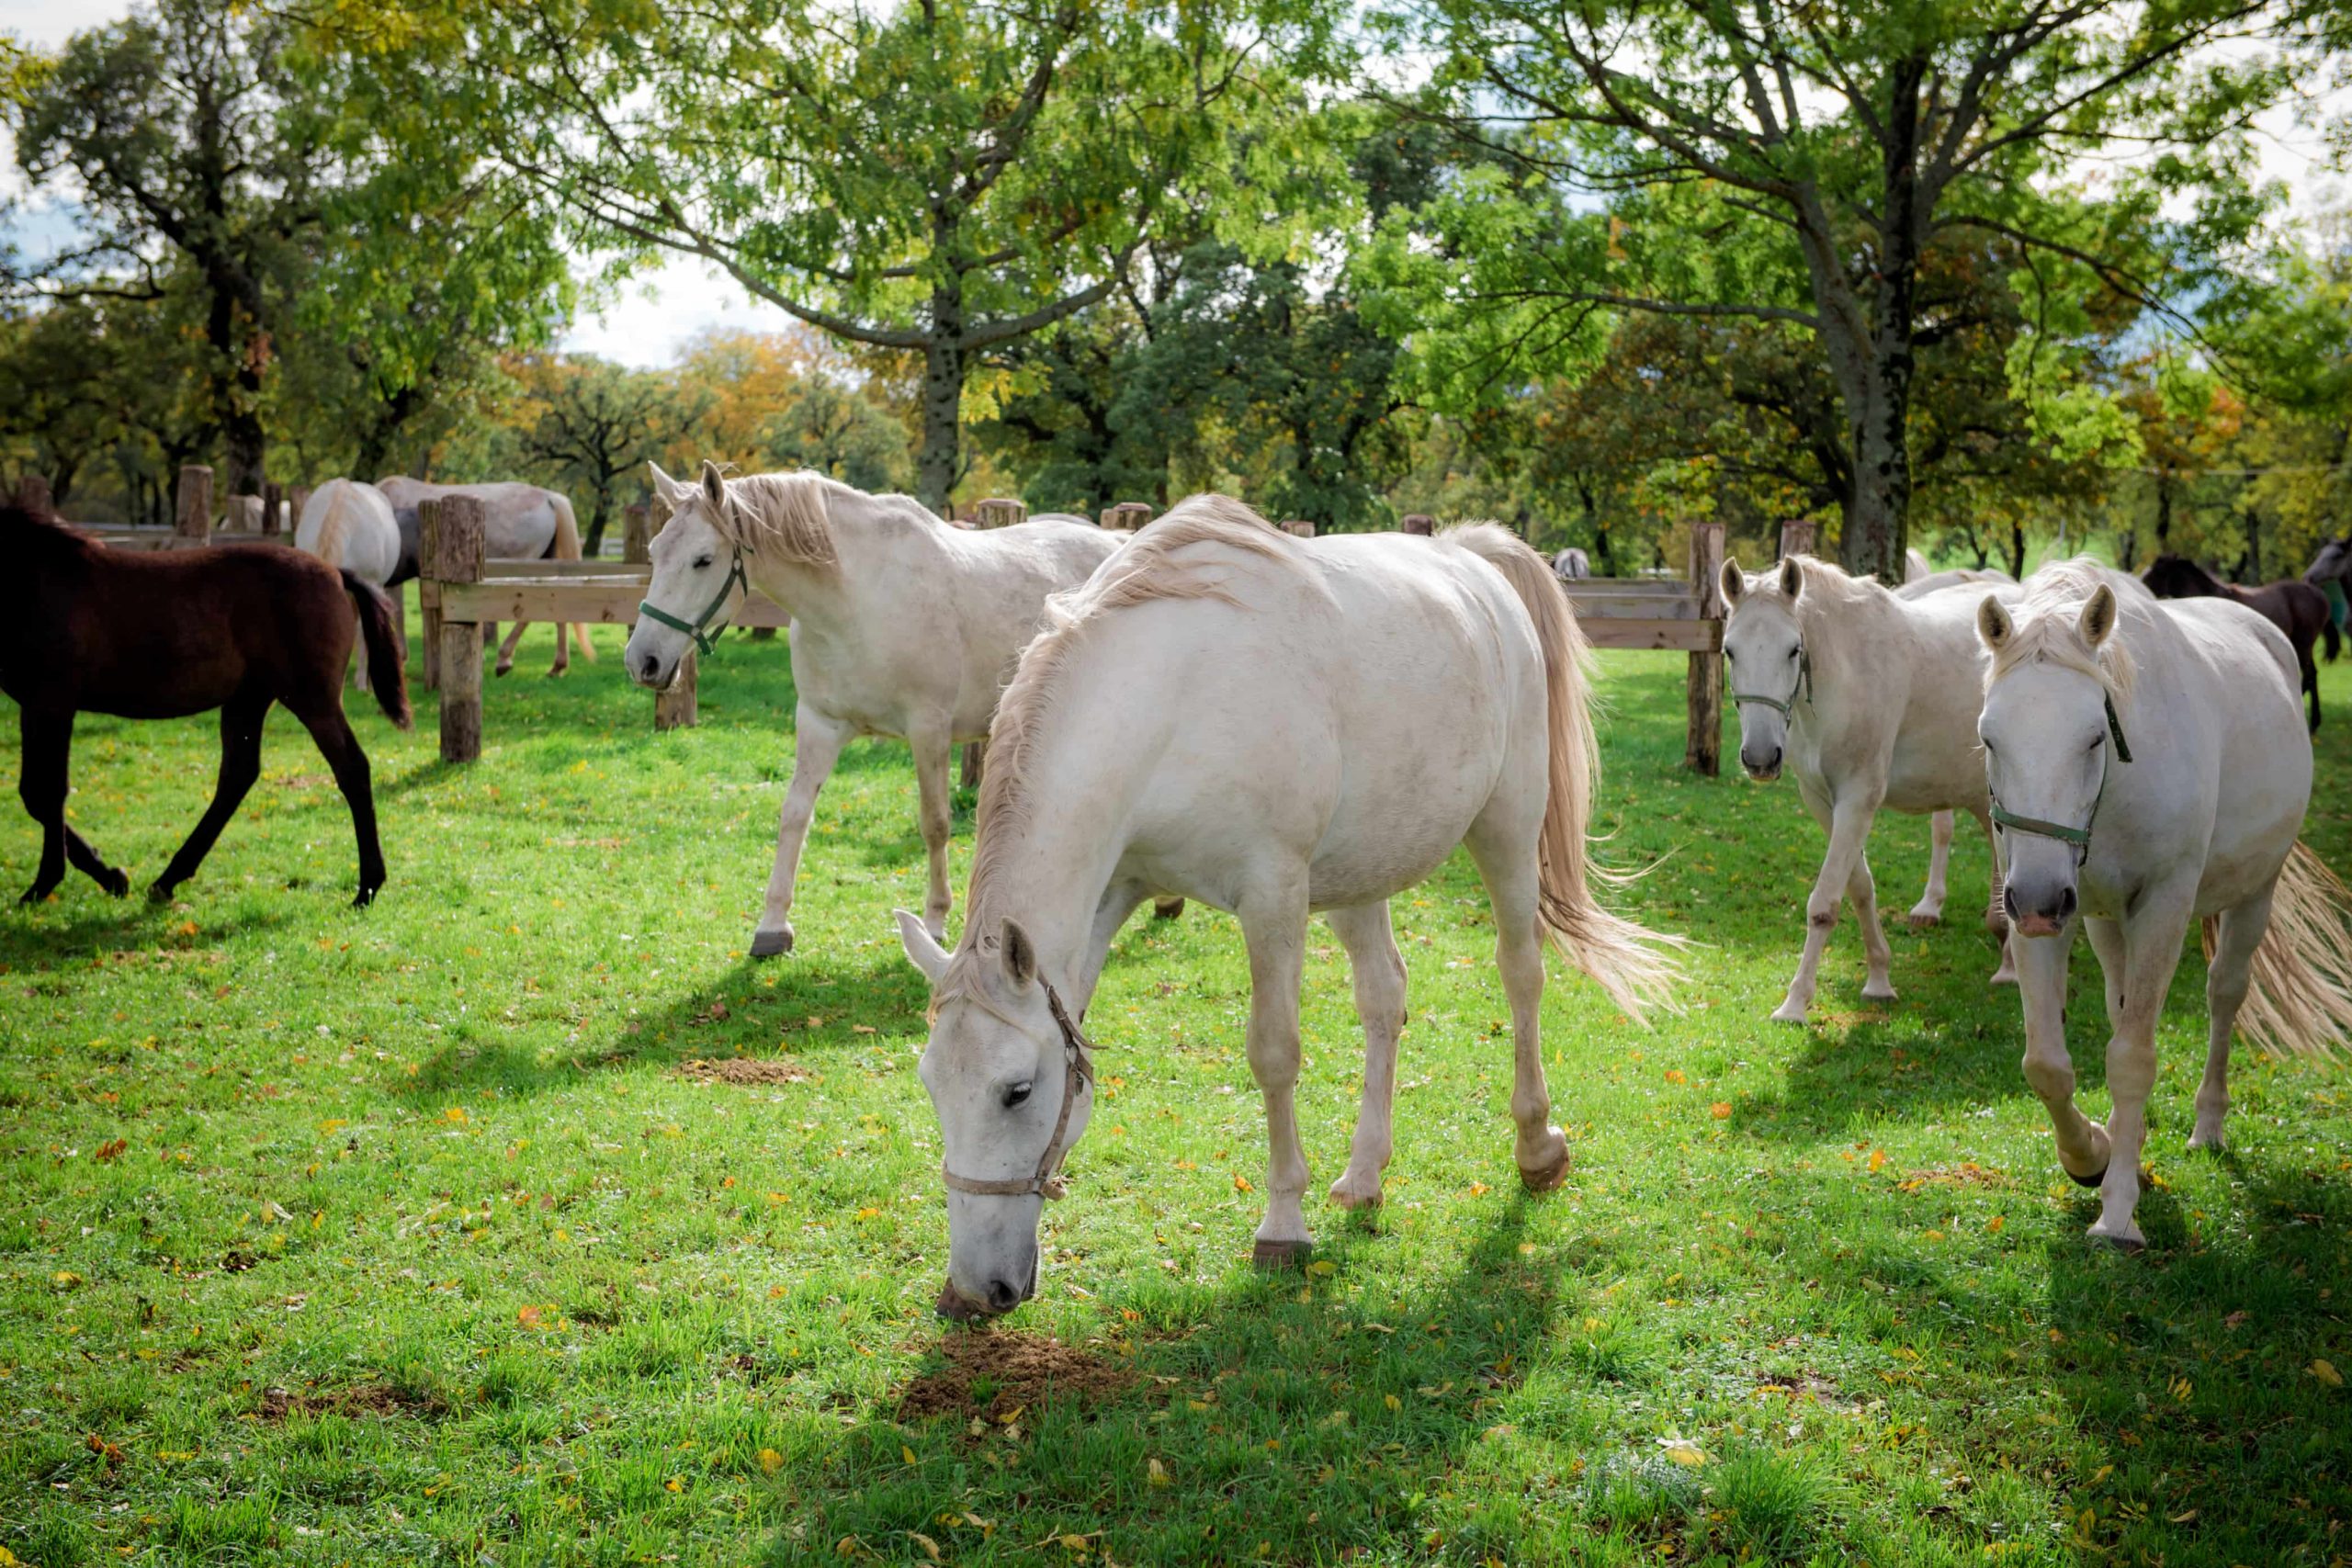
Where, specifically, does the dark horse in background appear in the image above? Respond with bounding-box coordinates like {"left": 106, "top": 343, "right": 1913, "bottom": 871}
{"left": 2301, "top": 535, "right": 2352, "bottom": 663}
{"left": 2, "top": 502, "right": 411, "bottom": 908}
{"left": 2143, "top": 554, "right": 2333, "bottom": 732}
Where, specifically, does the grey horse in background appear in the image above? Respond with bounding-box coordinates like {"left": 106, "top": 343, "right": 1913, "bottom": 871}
{"left": 375, "top": 478, "right": 596, "bottom": 677}
{"left": 1552, "top": 547, "right": 1589, "bottom": 581}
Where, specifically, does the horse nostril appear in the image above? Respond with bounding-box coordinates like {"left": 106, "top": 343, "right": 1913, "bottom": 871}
{"left": 2056, "top": 886, "right": 2077, "bottom": 921}
{"left": 2002, "top": 886, "right": 2020, "bottom": 922}
{"left": 984, "top": 1278, "right": 1023, "bottom": 1313}
{"left": 638, "top": 655, "right": 660, "bottom": 682}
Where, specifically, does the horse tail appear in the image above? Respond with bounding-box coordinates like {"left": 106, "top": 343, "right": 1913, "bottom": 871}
{"left": 548, "top": 492, "right": 596, "bottom": 661}
{"left": 2206, "top": 840, "right": 2352, "bottom": 1060}
{"left": 307, "top": 480, "right": 353, "bottom": 570}
{"left": 1449, "top": 523, "right": 1682, "bottom": 1020}
{"left": 2325, "top": 615, "right": 2340, "bottom": 664}
{"left": 342, "top": 570, "right": 413, "bottom": 730}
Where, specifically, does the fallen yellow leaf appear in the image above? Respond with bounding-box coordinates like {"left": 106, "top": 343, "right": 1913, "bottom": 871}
{"left": 902, "top": 1445, "right": 918, "bottom": 1466}
{"left": 759, "top": 1448, "right": 783, "bottom": 1475}
{"left": 2312, "top": 1359, "right": 2343, "bottom": 1388}
{"left": 1868, "top": 1149, "right": 1886, "bottom": 1173}
{"left": 908, "top": 1533, "right": 941, "bottom": 1562}
{"left": 1148, "top": 1457, "right": 1170, "bottom": 1486}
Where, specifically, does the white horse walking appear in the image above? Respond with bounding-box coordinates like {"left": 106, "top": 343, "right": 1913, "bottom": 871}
{"left": 624, "top": 462, "right": 1119, "bottom": 955}
{"left": 1975, "top": 563, "right": 2352, "bottom": 1247}
{"left": 1721, "top": 555, "right": 2018, "bottom": 1022}
{"left": 894, "top": 497, "right": 1677, "bottom": 1317}
{"left": 297, "top": 479, "right": 405, "bottom": 691}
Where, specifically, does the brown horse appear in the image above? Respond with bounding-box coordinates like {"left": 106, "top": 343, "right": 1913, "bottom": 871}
{"left": 2142, "top": 554, "right": 2331, "bottom": 732}
{"left": 3, "top": 502, "right": 410, "bottom": 908}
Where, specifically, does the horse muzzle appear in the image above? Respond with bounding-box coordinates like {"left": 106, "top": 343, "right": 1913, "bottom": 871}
{"left": 2003, "top": 880, "right": 2076, "bottom": 938}
{"left": 1740, "top": 746, "right": 1782, "bottom": 783}
{"left": 935, "top": 1258, "right": 1038, "bottom": 1320}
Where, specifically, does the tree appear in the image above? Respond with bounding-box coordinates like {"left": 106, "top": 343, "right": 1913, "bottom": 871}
{"left": 439, "top": 0, "right": 1325, "bottom": 511}
{"left": 6, "top": 1, "right": 329, "bottom": 493}
{"left": 1388, "top": 0, "right": 2301, "bottom": 578}
{"left": 512, "top": 354, "right": 705, "bottom": 555}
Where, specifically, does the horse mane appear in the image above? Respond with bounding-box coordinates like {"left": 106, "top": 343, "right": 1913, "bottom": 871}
{"left": 3, "top": 500, "right": 91, "bottom": 555}
{"left": 947, "top": 494, "right": 1293, "bottom": 988}
{"left": 704, "top": 471, "right": 855, "bottom": 569}
{"left": 1986, "top": 557, "right": 2141, "bottom": 708}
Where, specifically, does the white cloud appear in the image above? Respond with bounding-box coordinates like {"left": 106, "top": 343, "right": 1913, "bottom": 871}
{"left": 561, "top": 254, "right": 801, "bottom": 369}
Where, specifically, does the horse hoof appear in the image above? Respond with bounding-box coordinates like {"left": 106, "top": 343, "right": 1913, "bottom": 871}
{"left": 1519, "top": 1149, "right": 1571, "bottom": 1193}
{"left": 1327, "top": 1179, "right": 1383, "bottom": 1211}
{"left": 1906, "top": 911, "right": 1941, "bottom": 930}
{"left": 2086, "top": 1228, "right": 2145, "bottom": 1255}
{"left": 2066, "top": 1163, "right": 2107, "bottom": 1190}
{"left": 750, "top": 928, "right": 794, "bottom": 959}
{"left": 1861, "top": 981, "right": 1898, "bottom": 1001}
{"left": 1251, "top": 1238, "right": 1309, "bottom": 1270}
{"left": 100, "top": 868, "right": 130, "bottom": 898}
{"left": 352, "top": 886, "right": 379, "bottom": 909}
{"left": 146, "top": 881, "right": 177, "bottom": 905}
{"left": 494, "top": 664, "right": 513, "bottom": 679}
{"left": 18, "top": 885, "right": 58, "bottom": 906}
{"left": 1769, "top": 1002, "right": 1809, "bottom": 1024}
{"left": 1152, "top": 896, "right": 1186, "bottom": 920}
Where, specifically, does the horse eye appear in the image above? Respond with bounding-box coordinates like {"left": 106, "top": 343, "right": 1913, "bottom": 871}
{"left": 693, "top": 555, "right": 715, "bottom": 570}
{"left": 1002, "top": 1082, "right": 1033, "bottom": 1110}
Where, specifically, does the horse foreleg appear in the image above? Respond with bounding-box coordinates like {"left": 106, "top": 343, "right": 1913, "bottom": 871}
{"left": 1907, "top": 810, "right": 1954, "bottom": 927}
{"left": 1325, "top": 900, "right": 1407, "bottom": 1210}
{"left": 750, "top": 705, "right": 851, "bottom": 958}
{"left": 1847, "top": 853, "right": 1897, "bottom": 1000}
{"left": 1975, "top": 808, "right": 2019, "bottom": 986}
{"left": 571, "top": 623, "right": 596, "bottom": 663}
{"left": 910, "top": 723, "right": 957, "bottom": 945}
{"left": 1238, "top": 882, "right": 1313, "bottom": 1265}
{"left": 2015, "top": 923, "right": 2110, "bottom": 1190}
{"left": 494, "top": 620, "right": 526, "bottom": 679}
{"left": 1773, "top": 793, "right": 1877, "bottom": 1022}
{"left": 150, "top": 694, "right": 270, "bottom": 905}
{"left": 2192, "top": 882, "right": 2274, "bottom": 1153}
{"left": 2088, "top": 890, "right": 2195, "bottom": 1249}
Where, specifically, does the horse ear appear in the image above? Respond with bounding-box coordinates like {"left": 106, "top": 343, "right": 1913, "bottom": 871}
{"left": 1778, "top": 557, "right": 1803, "bottom": 599}
{"left": 1719, "top": 558, "right": 1745, "bottom": 604}
{"left": 896, "top": 908, "right": 950, "bottom": 986}
{"left": 648, "top": 462, "right": 687, "bottom": 507}
{"left": 1000, "top": 919, "right": 1039, "bottom": 991}
{"left": 1977, "top": 595, "right": 2013, "bottom": 650}
{"left": 698, "top": 460, "right": 729, "bottom": 515}
{"left": 2078, "top": 584, "right": 2118, "bottom": 648}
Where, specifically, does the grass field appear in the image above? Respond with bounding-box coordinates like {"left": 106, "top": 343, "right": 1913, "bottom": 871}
{"left": 3, "top": 600, "right": 2348, "bottom": 1568}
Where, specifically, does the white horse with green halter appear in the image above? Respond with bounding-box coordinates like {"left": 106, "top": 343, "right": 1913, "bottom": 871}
{"left": 1720, "top": 555, "right": 2019, "bottom": 1022}
{"left": 623, "top": 462, "right": 1117, "bottom": 955}
{"left": 1976, "top": 562, "right": 2352, "bottom": 1248}
{"left": 895, "top": 496, "right": 1678, "bottom": 1318}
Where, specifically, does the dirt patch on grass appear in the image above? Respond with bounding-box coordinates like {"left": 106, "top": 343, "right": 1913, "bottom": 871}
{"left": 1898, "top": 1161, "right": 2008, "bottom": 1190}
{"left": 673, "top": 1056, "right": 811, "bottom": 1087}
{"left": 896, "top": 1330, "right": 1132, "bottom": 1422}
{"left": 257, "top": 1382, "right": 445, "bottom": 1422}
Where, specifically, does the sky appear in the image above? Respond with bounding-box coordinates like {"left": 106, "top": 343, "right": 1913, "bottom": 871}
{"left": 4, "top": 0, "right": 2344, "bottom": 370}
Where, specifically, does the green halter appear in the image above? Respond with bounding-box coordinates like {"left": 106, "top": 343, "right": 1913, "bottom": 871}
{"left": 637, "top": 545, "right": 749, "bottom": 657}
{"left": 1988, "top": 695, "right": 2134, "bottom": 861}
{"left": 1731, "top": 645, "right": 1813, "bottom": 721}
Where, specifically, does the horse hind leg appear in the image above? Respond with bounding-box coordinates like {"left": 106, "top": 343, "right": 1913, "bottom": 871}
{"left": 17, "top": 708, "right": 124, "bottom": 902}
{"left": 149, "top": 694, "right": 270, "bottom": 904}
{"left": 1975, "top": 807, "right": 2019, "bottom": 987}
{"left": 1907, "top": 810, "right": 1954, "bottom": 927}
{"left": 1848, "top": 854, "right": 1897, "bottom": 1000}
{"left": 288, "top": 699, "right": 386, "bottom": 907}
{"left": 495, "top": 620, "right": 527, "bottom": 679}
{"left": 1325, "top": 900, "right": 1407, "bottom": 1211}
{"left": 2191, "top": 884, "right": 2273, "bottom": 1152}
{"left": 1463, "top": 804, "right": 1568, "bottom": 1191}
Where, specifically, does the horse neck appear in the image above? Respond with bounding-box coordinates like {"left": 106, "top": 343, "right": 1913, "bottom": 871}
{"left": 1796, "top": 583, "right": 1902, "bottom": 721}
{"left": 963, "top": 673, "right": 1158, "bottom": 1012}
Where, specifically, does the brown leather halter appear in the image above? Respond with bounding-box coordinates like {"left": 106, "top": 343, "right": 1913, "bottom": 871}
{"left": 938, "top": 979, "right": 1093, "bottom": 1201}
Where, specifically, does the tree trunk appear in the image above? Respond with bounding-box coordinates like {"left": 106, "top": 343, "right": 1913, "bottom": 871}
{"left": 917, "top": 291, "right": 966, "bottom": 513}
{"left": 2154, "top": 472, "right": 2172, "bottom": 556}
{"left": 583, "top": 486, "right": 613, "bottom": 558}
{"left": 2007, "top": 519, "right": 2027, "bottom": 580}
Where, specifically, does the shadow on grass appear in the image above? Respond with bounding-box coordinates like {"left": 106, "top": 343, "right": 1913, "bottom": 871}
{"left": 390, "top": 952, "right": 935, "bottom": 1105}
{"left": 0, "top": 899, "right": 295, "bottom": 975}
{"left": 797, "top": 1203, "right": 1624, "bottom": 1567}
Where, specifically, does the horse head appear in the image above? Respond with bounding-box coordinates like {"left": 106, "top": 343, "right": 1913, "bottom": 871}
{"left": 1719, "top": 555, "right": 1808, "bottom": 781}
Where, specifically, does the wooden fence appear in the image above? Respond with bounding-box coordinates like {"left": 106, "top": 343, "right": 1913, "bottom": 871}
{"left": 27, "top": 465, "right": 1825, "bottom": 777}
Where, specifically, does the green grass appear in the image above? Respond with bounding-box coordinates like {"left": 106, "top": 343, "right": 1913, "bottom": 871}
{"left": 3, "top": 600, "right": 2347, "bottom": 1567}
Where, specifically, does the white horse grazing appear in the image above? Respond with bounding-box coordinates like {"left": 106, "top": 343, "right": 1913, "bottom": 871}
{"left": 297, "top": 479, "right": 405, "bottom": 690}
{"left": 1722, "top": 555, "right": 2018, "bottom": 1022}
{"left": 894, "top": 497, "right": 1677, "bottom": 1317}
{"left": 625, "top": 462, "right": 1121, "bottom": 956}
{"left": 1976, "top": 564, "right": 2352, "bottom": 1247}
{"left": 375, "top": 477, "right": 594, "bottom": 677}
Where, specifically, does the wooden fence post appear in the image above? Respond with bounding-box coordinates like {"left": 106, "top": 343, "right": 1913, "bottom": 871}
{"left": 1400, "top": 513, "right": 1435, "bottom": 536}
{"left": 15, "top": 474, "right": 51, "bottom": 513}
{"left": 174, "top": 465, "right": 212, "bottom": 547}
{"left": 1685, "top": 520, "right": 1725, "bottom": 777}
{"left": 655, "top": 652, "right": 698, "bottom": 731}
{"left": 227, "top": 494, "right": 262, "bottom": 533}
{"left": 975, "top": 498, "right": 1027, "bottom": 529}
{"left": 1282, "top": 519, "right": 1315, "bottom": 538}
{"left": 288, "top": 485, "right": 311, "bottom": 537}
{"left": 623, "top": 502, "right": 652, "bottom": 565}
{"left": 1778, "top": 518, "right": 1816, "bottom": 560}
{"left": 262, "top": 482, "right": 284, "bottom": 536}
{"left": 1102, "top": 502, "right": 1152, "bottom": 532}
{"left": 430, "top": 495, "right": 487, "bottom": 762}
